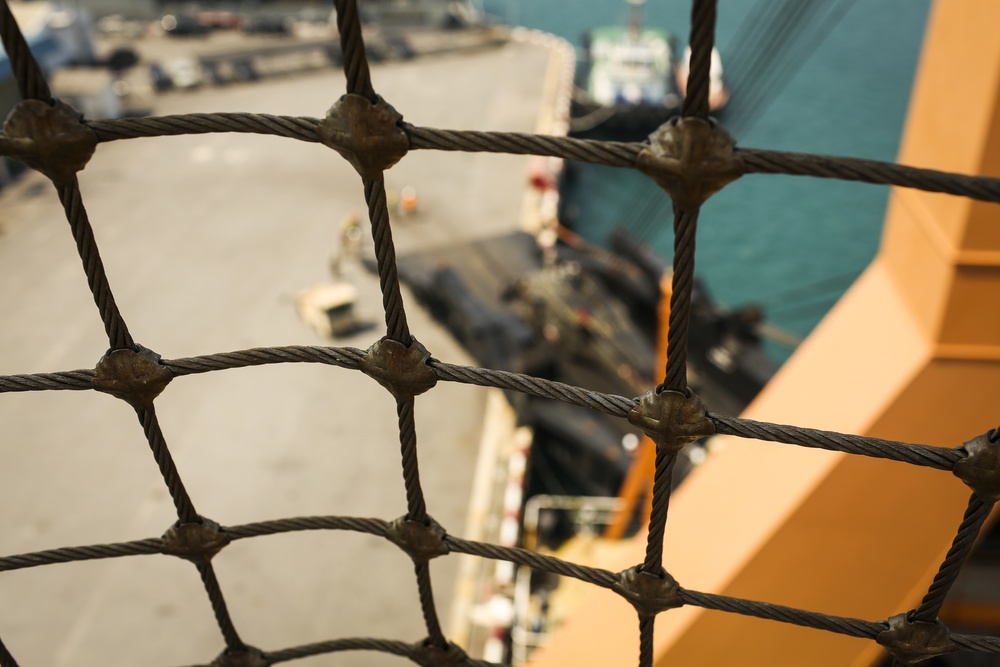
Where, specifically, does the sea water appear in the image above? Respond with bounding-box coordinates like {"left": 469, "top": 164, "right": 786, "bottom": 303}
{"left": 484, "top": 0, "right": 932, "bottom": 362}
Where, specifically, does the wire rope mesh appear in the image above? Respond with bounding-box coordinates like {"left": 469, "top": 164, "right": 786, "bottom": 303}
{"left": 1, "top": 0, "right": 1000, "bottom": 665}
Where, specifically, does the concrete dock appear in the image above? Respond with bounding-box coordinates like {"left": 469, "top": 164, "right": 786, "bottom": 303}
{"left": 0, "top": 38, "right": 551, "bottom": 666}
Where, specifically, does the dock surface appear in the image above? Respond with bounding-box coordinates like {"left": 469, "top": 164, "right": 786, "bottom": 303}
{"left": 0, "top": 39, "right": 550, "bottom": 666}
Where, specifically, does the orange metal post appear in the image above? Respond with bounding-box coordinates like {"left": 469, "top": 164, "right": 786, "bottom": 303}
{"left": 606, "top": 274, "right": 672, "bottom": 539}
{"left": 528, "top": 1, "right": 1000, "bottom": 665}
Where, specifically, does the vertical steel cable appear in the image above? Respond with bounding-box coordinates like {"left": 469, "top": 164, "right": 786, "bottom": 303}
{"left": 334, "top": 0, "right": 376, "bottom": 102}
{"left": 136, "top": 406, "right": 199, "bottom": 524}
{"left": 662, "top": 208, "right": 699, "bottom": 391}
{"left": 56, "top": 180, "right": 135, "bottom": 351}
{"left": 415, "top": 563, "right": 447, "bottom": 647}
{"left": 911, "top": 494, "right": 994, "bottom": 622}
{"left": 0, "top": 637, "right": 19, "bottom": 667}
{"left": 643, "top": 450, "right": 677, "bottom": 572}
{"left": 681, "top": 0, "right": 718, "bottom": 119}
{"left": 197, "top": 562, "right": 246, "bottom": 652}
{"left": 638, "top": 615, "right": 655, "bottom": 667}
{"left": 0, "top": 0, "right": 53, "bottom": 104}
{"left": 365, "top": 175, "right": 412, "bottom": 344}
{"left": 3, "top": 0, "right": 133, "bottom": 352}
{"left": 397, "top": 400, "right": 427, "bottom": 521}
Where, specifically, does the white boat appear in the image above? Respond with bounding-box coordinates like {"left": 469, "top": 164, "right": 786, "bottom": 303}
{"left": 571, "top": 0, "right": 680, "bottom": 137}
{"left": 674, "top": 45, "right": 729, "bottom": 112}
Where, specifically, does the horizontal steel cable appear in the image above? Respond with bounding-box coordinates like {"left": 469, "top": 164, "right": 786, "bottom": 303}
{"left": 223, "top": 516, "right": 389, "bottom": 540}
{"left": 678, "top": 589, "right": 888, "bottom": 639}
{"left": 0, "top": 369, "right": 94, "bottom": 393}
{"left": 86, "top": 114, "right": 322, "bottom": 144}
{"left": 266, "top": 637, "right": 503, "bottom": 666}
{"left": 0, "top": 517, "right": 390, "bottom": 574}
{"left": 445, "top": 535, "right": 618, "bottom": 589}
{"left": 0, "top": 538, "right": 163, "bottom": 572}
{"left": 405, "top": 125, "right": 642, "bottom": 167}
{"left": 428, "top": 359, "right": 637, "bottom": 417}
{"left": 950, "top": 633, "right": 1000, "bottom": 652}
{"left": 739, "top": 147, "right": 1000, "bottom": 203}
{"left": 266, "top": 637, "right": 416, "bottom": 663}
{"left": 162, "top": 346, "right": 366, "bottom": 377}
{"left": 710, "top": 413, "right": 962, "bottom": 470}
{"left": 160, "top": 348, "right": 637, "bottom": 421}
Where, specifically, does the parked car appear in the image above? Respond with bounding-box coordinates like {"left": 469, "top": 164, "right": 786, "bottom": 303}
{"left": 166, "top": 58, "right": 202, "bottom": 90}
{"left": 161, "top": 14, "right": 210, "bottom": 37}
{"left": 242, "top": 16, "right": 292, "bottom": 35}
{"left": 148, "top": 62, "right": 173, "bottom": 92}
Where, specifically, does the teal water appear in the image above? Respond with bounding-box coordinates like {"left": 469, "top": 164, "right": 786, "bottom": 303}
{"left": 485, "top": 0, "right": 932, "bottom": 361}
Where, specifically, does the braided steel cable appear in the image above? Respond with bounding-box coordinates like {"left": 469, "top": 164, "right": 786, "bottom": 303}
{"left": 739, "top": 147, "right": 1000, "bottom": 203}
{"left": 643, "top": 451, "right": 677, "bottom": 574}
{"left": 397, "top": 400, "right": 428, "bottom": 522}
{"left": 0, "top": 538, "right": 163, "bottom": 572}
{"left": 266, "top": 638, "right": 416, "bottom": 663}
{"left": 444, "top": 536, "right": 618, "bottom": 589}
{"left": 950, "top": 634, "right": 1000, "bottom": 652}
{"left": 136, "top": 406, "right": 199, "bottom": 524}
{"left": 710, "top": 413, "right": 963, "bottom": 470}
{"left": 405, "top": 126, "right": 642, "bottom": 167}
{"left": 334, "top": 0, "right": 376, "bottom": 102}
{"left": 267, "top": 637, "right": 504, "bottom": 667}
{"left": 662, "top": 207, "right": 700, "bottom": 391}
{"left": 163, "top": 346, "right": 365, "bottom": 377}
{"left": 55, "top": 179, "right": 134, "bottom": 351}
{"left": 223, "top": 516, "right": 389, "bottom": 540}
{"left": 638, "top": 615, "right": 654, "bottom": 667}
{"left": 87, "top": 114, "right": 322, "bottom": 144}
{"left": 678, "top": 589, "right": 888, "bottom": 639}
{"left": 428, "top": 360, "right": 637, "bottom": 418}
{"left": 0, "top": 636, "right": 18, "bottom": 667}
{"left": 682, "top": 0, "right": 719, "bottom": 118}
{"left": 365, "top": 175, "right": 412, "bottom": 343}
{"left": 911, "top": 494, "right": 994, "bottom": 622}
{"left": 415, "top": 563, "right": 447, "bottom": 648}
{"left": 197, "top": 562, "right": 246, "bottom": 652}
{"left": 0, "top": 0, "right": 52, "bottom": 104}
{"left": 0, "top": 370, "right": 95, "bottom": 393}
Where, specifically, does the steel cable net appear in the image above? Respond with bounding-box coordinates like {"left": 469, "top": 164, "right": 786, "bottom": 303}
{"left": 1, "top": 1, "right": 1000, "bottom": 665}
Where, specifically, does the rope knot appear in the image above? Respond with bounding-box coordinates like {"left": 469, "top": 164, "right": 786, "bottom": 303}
{"left": 411, "top": 639, "right": 467, "bottom": 667}
{"left": 613, "top": 566, "right": 683, "bottom": 617}
{"left": 952, "top": 427, "right": 1000, "bottom": 501}
{"left": 210, "top": 647, "right": 269, "bottom": 667}
{"left": 93, "top": 346, "right": 172, "bottom": 409}
{"left": 875, "top": 613, "right": 956, "bottom": 665}
{"left": 385, "top": 515, "right": 449, "bottom": 563}
{"left": 0, "top": 98, "right": 97, "bottom": 184}
{"left": 358, "top": 337, "right": 437, "bottom": 401}
{"left": 637, "top": 116, "right": 743, "bottom": 208}
{"left": 160, "top": 517, "right": 231, "bottom": 565}
{"left": 627, "top": 387, "right": 714, "bottom": 454}
{"left": 316, "top": 93, "right": 408, "bottom": 179}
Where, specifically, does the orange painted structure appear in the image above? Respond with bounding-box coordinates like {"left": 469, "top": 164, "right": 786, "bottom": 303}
{"left": 527, "top": 0, "right": 1000, "bottom": 664}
